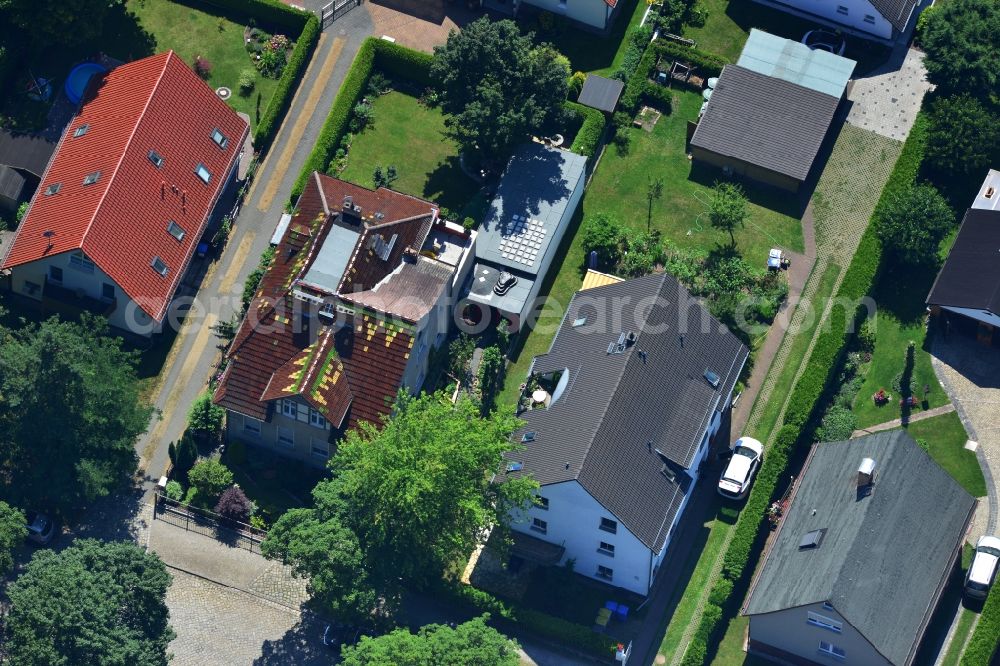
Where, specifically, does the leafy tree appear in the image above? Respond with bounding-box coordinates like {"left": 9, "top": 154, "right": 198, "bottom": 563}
{"left": 262, "top": 509, "right": 376, "bottom": 623}
{"left": 4, "top": 539, "right": 174, "bottom": 666}
{"left": 709, "top": 182, "right": 749, "bottom": 247}
{"left": 447, "top": 334, "right": 475, "bottom": 383}
{"left": 925, "top": 94, "right": 1000, "bottom": 181}
{"left": 0, "top": 500, "right": 26, "bottom": 575}
{"left": 876, "top": 183, "right": 954, "bottom": 265}
{"left": 580, "top": 212, "right": 624, "bottom": 271}
{"left": 263, "top": 392, "right": 536, "bottom": 617}
{"left": 187, "top": 392, "right": 225, "bottom": 436}
{"left": 0, "top": 0, "right": 125, "bottom": 50}
{"left": 0, "top": 315, "right": 152, "bottom": 516}
{"left": 214, "top": 485, "right": 252, "bottom": 523}
{"left": 702, "top": 249, "right": 753, "bottom": 297}
{"left": 646, "top": 177, "right": 664, "bottom": 233}
{"left": 372, "top": 164, "right": 398, "bottom": 189}
{"left": 187, "top": 459, "right": 233, "bottom": 504}
{"left": 921, "top": 0, "right": 1000, "bottom": 103}
{"left": 619, "top": 229, "right": 664, "bottom": 277}
{"left": 340, "top": 615, "right": 519, "bottom": 666}
{"left": 477, "top": 345, "right": 505, "bottom": 415}
{"left": 242, "top": 246, "right": 276, "bottom": 313}
{"left": 167, "top": 430, "right": 198, "bottom": 483}
{"left": 431, "top": 18, "right": 570, "bottom": 158}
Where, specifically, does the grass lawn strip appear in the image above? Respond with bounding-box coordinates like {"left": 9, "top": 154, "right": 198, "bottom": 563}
{"left": 942, "top": 608, "right": 979, "bottom": 666}
{"left": 901, "top": 411, "right": 986, "bottom": 498}
{"left": 338, "top": 90, "right": 481, "bottom": 214}
{"left": 128, "top": 0, "right": 281, "bottom": 130}
{"left": 537, "top": 0, "right": 649, "bottom": 75}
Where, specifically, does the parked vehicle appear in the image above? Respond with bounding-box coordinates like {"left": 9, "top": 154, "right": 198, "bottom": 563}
{"left": 25, "top": 512, "right": 56, "bottom": 545}
{"left": 801, "top": 29, "right": 847, "bottom": 56}
{"left": 965, "top": 535, "right": 1000, "bottom": 600}
{"left": 718, "top": 437, "right": 764, "bottom": 500}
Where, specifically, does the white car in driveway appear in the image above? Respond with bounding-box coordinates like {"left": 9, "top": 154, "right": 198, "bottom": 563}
{"left": 718, "top": 437, "right": 764, "bottom": 500}
{"left": 966, "top": 535, "right": 1000, "bottom": 600}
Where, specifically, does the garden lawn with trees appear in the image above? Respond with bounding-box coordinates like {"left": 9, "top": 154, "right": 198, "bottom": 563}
{"left": 337, "top": 90, "right": 483, "bottom": 218}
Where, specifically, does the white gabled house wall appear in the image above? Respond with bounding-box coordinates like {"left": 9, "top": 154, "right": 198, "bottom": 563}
{"left": 755, "top": 0, "right": 895, "bottom": 40}
{"left": 517, "top": 0, "right": 616, "bottom": 31}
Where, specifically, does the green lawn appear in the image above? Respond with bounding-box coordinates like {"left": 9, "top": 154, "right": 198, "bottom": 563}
{"left": 902, "top": 412, "right": 985, "bottom": 498}
{"left": 940, "top": 608, "right": 977, "bottom": 666}
{"left": 533, "top": 0, "right": 649, "bottom": 75}
{"left": 339, "top": 90, "right": 483, "bottom": 216}
{"left": 127, "top": 0, "right": 282, "bottom": 130}
{"left": 851, "top": 267, "right": 949, "bottom": 429}
{"left": 499, "top": 88, "right": 804, "bottom": 407}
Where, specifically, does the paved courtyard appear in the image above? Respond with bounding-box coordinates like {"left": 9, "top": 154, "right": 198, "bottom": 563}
{"left": 847, "top": 47, "right": 932, "bottom": 142}
{"left": 931, "top": 333, "right": 1000, "bottom": 540}
{"left": 366, "top": 0, "right": 481, "bottom": 52}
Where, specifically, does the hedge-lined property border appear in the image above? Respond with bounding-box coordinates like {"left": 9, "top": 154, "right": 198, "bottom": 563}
{"left": 621, "top": 39, "right": 727, "bottom": 113}
{"left": 962, "top": 583, "right": 1000, "bottom": 665}
{"left": 565, "top": 101, "right": 606, "bottom": 158}
{"left": 679, "top": 113, "right": 930, "bottom": 666}
{"left": 434, "top": 580, "right": 619, "bottom": 659}
{"left": 197, "top": 0, "right": 319, "bottom": 150}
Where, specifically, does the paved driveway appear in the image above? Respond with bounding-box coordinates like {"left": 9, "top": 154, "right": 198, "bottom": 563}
{"left": 846, "top": 46, "right": 932, "bottom": 142}
{"left": 931, "top": 334, "right": 1000, "bottom": 539}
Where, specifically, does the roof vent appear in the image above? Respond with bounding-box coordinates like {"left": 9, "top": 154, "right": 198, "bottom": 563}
{"left": 660, "top": 463, "right": 676, "bottom": 482}
{"left": 857, "top": 457, "right": 877, "bottom": 489}
{"left": 987, "top": 186, "right": 996, "bottom": 199}
{"left": 608, "top": 331, "right": 632, "bottom": 355}
{"left": 704, "top": 369, "right": 721, "bottom": 389}
{"left": 521, "top": 431, "right": 536, "bottom": 443}
{"left": 799, "top": 528, "right": 826, "bottom": 550}
{"left": 494, "top": 271, "right": 518, "bottom": 296}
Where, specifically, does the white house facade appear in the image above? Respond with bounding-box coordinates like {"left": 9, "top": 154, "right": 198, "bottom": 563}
{"left": 750, "top": 0, "right": 919, "bottom": 42}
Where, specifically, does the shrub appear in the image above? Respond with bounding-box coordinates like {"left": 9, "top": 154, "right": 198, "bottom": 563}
{"left": 962, "top": 581, "right": 1000, "bottom": 665}
{"left": 816, "top": 406, "right": 856, "bottom": 442}
{"left": 255, "top": 14, "right": 320, "bottom": 150}
{"left": 168, "top": 431, "right": 198, "bottom": 482}
{"left": 215, "top": 485, "right": 253, "bottom": 523}
{"left": 164, "top": 480, "right": 184, "bottom": 501}
{"left": 652, "top": 40, "right": 727, "bottom": 78}
{"left": 238, "top": 68, "right": 256, "bottom": 95}
{"left": 620, "top": 45, "right": 659, "bottom": 113}
{"left": 366, "top": 71, "right": 392, "bottom": 97}
{"left": 566, "top": 101, "right": 605, "bottom": 158}
{"left": 642, "top": 81, "right": 673, "bottom": 112}
{"left": 193, "top": 55, "right": 212, "bottom": 79}
{"left": 567, "top": 71, "right": 586, "bottom": 99}
{"left": 242, "top": 245, "right": 276, "bottom": 313}
{"left": 372, "top": 38, "right": 434, "bottom": 87}
{"left": 199, "top": 0, "right": 311, "bottom": 30}
{"left": 462, "top": 216, "right": 476, "bottom": 231}
{"left": 858, "top": 317, "right": 876, "bottom": 352}
{"left": 188, "top": 392, "right": 225, "bottom": 436}
{"left": 924, "top": 94, "right": 1000, "bottom": 182}
{"left": 580, "top": 212, "right": 624, "bottom": 270}
{"left": 188, "top": 460, "right": 234, "bottom": 504}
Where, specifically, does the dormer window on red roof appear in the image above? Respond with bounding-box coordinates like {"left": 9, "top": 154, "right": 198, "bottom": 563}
{"left": 44, "top": 183, "right": 61, "bottom": 196}
{"left": 210, "top": 128, "right": 228, "bottom": 149}
{"left": 151, "top": 256, "right": 169, "bottom": 276}
{"left": 195, "top": 163, "right": 211, "bottom": 184}
{"left": 74, "top": 124, "right": 90, "bottom": 138}
{"left": 82, "top": 171, "right": 101, "bottom": 186}
{"left": 148, "top": 150, "right": 165, "bottom": 168}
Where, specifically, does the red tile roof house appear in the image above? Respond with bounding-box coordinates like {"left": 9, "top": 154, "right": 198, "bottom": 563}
{"left": 213, "top": 172, "right": 476, "bottom": 467}
{"left": 0, "top": 51, "right": 248, "bottom": 337}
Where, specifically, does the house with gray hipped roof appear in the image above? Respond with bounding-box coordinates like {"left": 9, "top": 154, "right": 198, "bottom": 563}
{"left": 744, "top": 430, "right": 976, "bottom": 666}
{"left": 503, "top": 272, "right": 748, "bottom": 595}
{"left": 690, "top": 30, "right": 855, "bottom": 192}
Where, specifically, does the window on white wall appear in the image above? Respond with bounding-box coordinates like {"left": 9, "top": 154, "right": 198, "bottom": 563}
{"left": 277, "top": 426, "right": 294, "bottom": 448}
{"left": 69, "top": 251, "right": 95, "bottom": 273}
{"left": 311, "top": 438, "right": 330, "bottom": 458}
{"left": 807, "top": 612, "right": 842, "bottom": 633}
{"left": 48, "top": 266, "right": 63, "bottom": 284}
{"left": 836, "top": 5, "right": 848, "bottom": 14}
{"left": 596, "top": 565, "right": 614, "bottom": 580}
{"left": 600, "top": 517, "right": 617, "bottom": 534}
{"left": 531, "top": 518, "right": 548, "bottom": 534}
{"left": 282, "top": 399, "right": 296, "bottom": 418}
{"left": 818, "top": 642, "right": 845, "bottom": 659}
{"left": 309, "top": 408, "right": 327, "bottom": 429}
{"left": 598, "top": 542, "right": 615, "bottom": 557}
{"left": 244, "top": 417, "right": 261, "bottom": 437}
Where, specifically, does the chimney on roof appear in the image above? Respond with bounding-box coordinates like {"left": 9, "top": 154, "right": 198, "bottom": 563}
{"left": 857, "top": 458, "right": 877, "bottom": 488}
{"left": 342, "top": 196, "right": 362, "bottom": 225}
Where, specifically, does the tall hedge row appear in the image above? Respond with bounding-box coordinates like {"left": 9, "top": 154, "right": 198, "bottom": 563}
{"left": 255, "top": 15, "right": 321, "bottom": 150}
{"left": 620, "top": 39, "right": 728, "bottom": 114}
{"left": 372, "top": 38, "right": 435, "bottom": 87}
{"left": 679, "top": 113, "right": 930, "bottom": 666}
{"left": 565, "top": 101, "right": 607, "bottom": 158}
{"left": 962, "top": 583, "right": 1000, "bottom": 665}
{"left": 198, "top": 0, "right": 311, "bottom": 29}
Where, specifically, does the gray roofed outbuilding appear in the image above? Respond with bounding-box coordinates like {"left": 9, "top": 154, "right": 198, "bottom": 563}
{"left": 507, "top": 272, "right": 748, "bottom": 551}
{"left": 690, "top": 65, "right": 843, "bottom": 182}
{"left": 577, "top": 74, "right": 625, "bottom": 114}
{"left": 744, "top": 430, "right": 976, "bottom": 666}
{"left": 0, "top": 130, "right": 57, "bottom": 178}
{"left": 0, "top": 165, "right": 27, "bottom": 206}
{"left": 926, "top": 208, "right": 1000, "bottom": 317}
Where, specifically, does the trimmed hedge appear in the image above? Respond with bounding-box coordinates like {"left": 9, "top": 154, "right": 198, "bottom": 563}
{"left": 653, "top": 41, "right": 727, "bottom": 79}
{"left": 372, "top": 38, "right": 434, "bottom": 87}
{"left": 255, "top": 15, "right": 320, "bottom": 150}
{"left": 290, "top": 37, "right": 378, "bottom": 201}
{"left": 620, "top": 45, "right": 660, "bottom": 113}
{"left": 566, "top": 101, "right": 606, "bottom": 159}
{"left": 679, "top": 112, "right": 930, "bottom": 665}
{"left": 436, "top": 580, "right": 618, "bottom": 658}
{"left": 620, "top": 39, "right": 724, "bottom": 114}
{"left": 962, "top": 581, "right": 1000, "bottom": 665}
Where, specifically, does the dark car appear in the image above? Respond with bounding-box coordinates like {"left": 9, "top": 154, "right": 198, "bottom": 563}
{"left": 25, "top": 512, "right": 56, "bottom": 545}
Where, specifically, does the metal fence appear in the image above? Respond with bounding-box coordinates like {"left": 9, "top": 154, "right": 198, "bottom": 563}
{"left": 153, "top": 493, "right": 267, "bottom": 554}
{"left": 321, "top": 0, "right": 362, "bottom": 29}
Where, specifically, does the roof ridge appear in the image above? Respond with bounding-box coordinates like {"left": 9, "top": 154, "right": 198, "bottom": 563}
{"left": 79, "top": 52, "right": 171, "bottom": 258}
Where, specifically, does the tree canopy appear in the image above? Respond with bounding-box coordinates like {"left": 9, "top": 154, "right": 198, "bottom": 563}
{"left": 876, "top": 183, "right": 955, "bottom": 265}
{"left": 0, "top": 500, "right": 26, "bottom": 575}
{"left": 924, "top": 94, "right": 1000, "bottom": 182}
{"left": 340, "top": 615, "right": 520, "bottom": 666}
{"left": 921, "top": 0, "right": 1000, "bottom": 104}
{"left": 430, "top": 18, "right": 570, "bottom": 159}
{"left": 0, "top": 0, "right": 125, "bottom": 51}
{"left": 0, "top": 315, "right": 152, "bottom": 516}
{"left": 263, "top": 392, "right": 535, "bottom": 619}
{"left": 581, "top": 212, "right": 624, "bottom": 271}
{"left": 4, "top": 539, "right": 174, "bottom": 666}
{"left": 709, "top": 182, "right": 749, "bottom": 247}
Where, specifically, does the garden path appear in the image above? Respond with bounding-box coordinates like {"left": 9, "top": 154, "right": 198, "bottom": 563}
{"left": 849, "top": 402, "right": 955, "bottom": 438}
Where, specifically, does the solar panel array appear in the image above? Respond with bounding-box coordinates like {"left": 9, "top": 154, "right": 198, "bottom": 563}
{"left": 498, "top": 214, "right": 545, "bottom": 267}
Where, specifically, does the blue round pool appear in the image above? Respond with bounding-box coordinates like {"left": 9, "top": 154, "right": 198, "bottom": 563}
{"left": 65, "top": 62, "right": 108, "bottom": 105}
